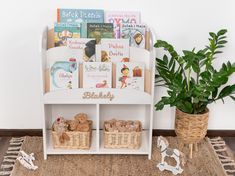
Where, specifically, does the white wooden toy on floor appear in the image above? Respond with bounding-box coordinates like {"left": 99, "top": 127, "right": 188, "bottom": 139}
{"left": 17, "top": 151, "right": 38, "bottom": 170}
{"left": 156, "top": 136, "right": 185, "bottom": 175}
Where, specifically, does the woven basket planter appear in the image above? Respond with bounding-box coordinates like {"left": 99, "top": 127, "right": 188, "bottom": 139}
{"left": 175, "top": 108, "right": 209, "bottom": 144}
{"left": 104, "top": 131, "right": 142, "bottom": 149}
{"left": 175, "top": 108, "right": 209, "bottom": 158}
{"left": 52, "top": 125, "right": 92, "bottom": 150}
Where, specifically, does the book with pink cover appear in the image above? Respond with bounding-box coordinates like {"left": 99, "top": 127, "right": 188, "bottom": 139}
{"left": 83, "top": 62, "right": 112, "bottom": 88}
{"left": 97, "top": 39, "right": 129, "bottom": 62}
{"left": 105, "top": 11, "right": 140, "bottom": 38}
{"left": 116, "top": 62, "right": 145, "bottom": 91}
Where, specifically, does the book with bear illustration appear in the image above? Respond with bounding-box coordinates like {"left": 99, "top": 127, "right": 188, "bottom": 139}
{"left": 54, "top": 22, "right": 81, "bottom": 47}
{"left": 87, "top": 23, "right": 114, "bottom": 42}
{"left": 96, "top": 39, "right": 130, "bottom": 62}
{"left": 120, "top": 23, "right": 146, "bottom": 49}
{"left": 105, "top": 11, "right": 141, "bottom": 39}
{"left": 83, "top": 62, "right": 112, "bottom": 89}
{"left": 116, "top": 62, "right": 145, "bottom": 91}
{"left": 57, "top": 9, "right": 104, "bottom": 38}
{"left": 67, "top": 38, "right": 96, "bottom": 62}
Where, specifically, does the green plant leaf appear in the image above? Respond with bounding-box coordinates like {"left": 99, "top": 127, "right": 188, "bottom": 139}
{"left": 230, "top": 96, "right": 235, "bottom": 101}
{"left": 217, "top": 29, "right": 227, "bottom": 36}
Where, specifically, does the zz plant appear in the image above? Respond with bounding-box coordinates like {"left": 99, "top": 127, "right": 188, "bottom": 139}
{"left": 154, "top": 29, "right": 235, "bottom": 114}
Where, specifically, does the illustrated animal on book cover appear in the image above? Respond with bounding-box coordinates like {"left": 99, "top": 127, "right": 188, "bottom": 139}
{"left": 50, "top": 58, "right": 77, "bottom": 88}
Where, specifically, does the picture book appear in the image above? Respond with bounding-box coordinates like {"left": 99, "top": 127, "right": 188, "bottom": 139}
{"left": 67, "top": 38, "right": 97, "bottom": 62}
{"left": 83, "top": 62, "right": 112, "bottom": 89}
{"left": 54, "top": 22, "right": 80, "bottom": 47}
{"left": 97, "top": 39, "right": 130, "bottom": 62}
{"left": 120, "top": 23, "right": 146, "bottom": 49}
{"left": 57, "top": 9, "right": 104, "bottom": 38}
{"left": 105, "top": 11, "right": 141, "bottom": 38}
{"left": 116, "top": 62, "right": 145, "bottom": 91}
{"left": 87, "top": 23, "right": 114, "bottom": 43}
{"left": 47, "top": 47, "right": 82, "bottom": 91}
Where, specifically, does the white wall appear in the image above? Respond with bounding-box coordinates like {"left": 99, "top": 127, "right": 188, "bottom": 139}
{"left": 0, "top": 0, "right": 234, "bottom": 129}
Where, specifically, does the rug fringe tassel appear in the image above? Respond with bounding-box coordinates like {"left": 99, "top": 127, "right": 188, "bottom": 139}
{"left": 217, "top": 154, "right": 231, "bottom": 159}
{"left": 214, "top": 148, "right": 227, "bottom": 152}
{"left": 3, "top": 155, "right": 18, "bottom": 159}
{"left": 223, "top": 163, "right": 235, "bottom": 167}
{"left": 208, "top": 137, "right": 235, "bottom": 176}
{"left": 0, "top": 170, "right": 11, "bottom": 176}
{"left": 220, "top": 158, "right": 234, "bottom": 162}
{"left": 0, "top": 164, "right": 14, "bottom": 169}
{"left": 7, "top": 146, "right": 21, "bottom": 151}
{"left": 6, "top": 151, "right": 20, "bottom": 154}
{"left": 2, "top": 159, "right": 16, "bottom": 163}
{"left": 210, "top": 137, "right": 222, "bottom": 141}
{"left": 9, "top": 142, "right": 23, "bottom": 146}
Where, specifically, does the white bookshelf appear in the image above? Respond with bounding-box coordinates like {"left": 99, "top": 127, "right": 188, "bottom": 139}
{"left": 40, "top": 26, "right": 156, "bottom": 160}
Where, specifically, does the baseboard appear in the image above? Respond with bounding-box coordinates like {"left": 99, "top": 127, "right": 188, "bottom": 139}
{"left": 0, "top": 129, "right": 235, "bottom": 137}
{"left": 0, "top": 129, "right": 42, "bottom": 137}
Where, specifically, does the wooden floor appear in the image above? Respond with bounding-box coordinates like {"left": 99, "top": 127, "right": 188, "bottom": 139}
{"left": 0, "top": 137, "right": 235, "bottom": 166}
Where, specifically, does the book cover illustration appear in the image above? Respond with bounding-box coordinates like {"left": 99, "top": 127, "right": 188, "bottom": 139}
{"left": 50, "top": 58, "right": 79, "bottom": 91}
{"left": 67, "top": 38, "right": 97, "bottom": 62}
{"left": 105, "top": 11, "right": 140, "bottom": 38}
{"left": 120, "top": 23, "right": 146, "bottom": 49}
{"left": 57, "top": 9, "right": 104, "bottom": 38}
{"left": 83, "top": 62, "right": 112, "bottom": 88}
{"left": 54, "top": 22, "right": 80, "bottom": 47}
{"left": 98, "top": 39, "right": 129, "bottom": 62}
{"left": 116, "top": 62, "right": 145, "bottom": 91}
{"left": 87, "top": 23, "right": 114, "bottom": 43}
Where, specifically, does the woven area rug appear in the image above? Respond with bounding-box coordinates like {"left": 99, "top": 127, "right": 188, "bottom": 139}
{"left": 1, "top": 136, "right": 235, "bottom": 176}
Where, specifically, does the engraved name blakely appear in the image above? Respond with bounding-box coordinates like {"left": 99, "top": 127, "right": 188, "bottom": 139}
{"left": 82, "top": 92, "right": 114, "bottom": 101}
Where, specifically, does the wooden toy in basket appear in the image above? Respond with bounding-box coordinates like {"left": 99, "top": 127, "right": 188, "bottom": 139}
{"left": 104, "top": 119, "right": 142, "bottom": 149}
{"left": 52, "top": 113, "right": 92, "bottom": 149}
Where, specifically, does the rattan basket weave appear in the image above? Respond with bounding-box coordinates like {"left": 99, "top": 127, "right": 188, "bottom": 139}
{"left": 52, "top": 122, "right": 92, "bottom": 149}
{"left": 175, "top": 108, "right": 209, "bottom": 144}
{"left": 104, "top": 131, "right": 141, "bottom": 149}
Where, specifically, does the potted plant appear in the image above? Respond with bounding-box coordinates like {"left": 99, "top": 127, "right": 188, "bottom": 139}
{"left": 154, "top": 29, "right": 235, "bottom": 158}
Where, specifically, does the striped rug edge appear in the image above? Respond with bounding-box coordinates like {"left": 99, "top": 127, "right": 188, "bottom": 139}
{"left": 0, "top": 137, "right": 25, "bottom": 176}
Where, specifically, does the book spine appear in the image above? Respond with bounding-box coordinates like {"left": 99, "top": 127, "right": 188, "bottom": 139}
{"left": 57, "top": 9, "right": 60, "bottom": 22}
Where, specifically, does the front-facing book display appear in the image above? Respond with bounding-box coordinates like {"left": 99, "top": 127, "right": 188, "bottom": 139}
{"left": 116, "top": 62, "right": 145, "bottom": 91}
{"left": 83, "top": 62, "right": 112, "bottom": 88}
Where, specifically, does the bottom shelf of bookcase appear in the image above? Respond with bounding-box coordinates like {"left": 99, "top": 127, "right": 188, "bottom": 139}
{"left": 45, "top": 130, "right": 150, "bottom": 157}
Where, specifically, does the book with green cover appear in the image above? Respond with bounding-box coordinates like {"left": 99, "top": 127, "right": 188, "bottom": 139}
{"left": 87, "top": 23, "right": 114, "bottom": 43}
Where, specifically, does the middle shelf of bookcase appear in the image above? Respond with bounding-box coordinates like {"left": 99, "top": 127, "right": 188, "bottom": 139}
{"left": 43, "top": 88, "right": 152, "bottom": 104}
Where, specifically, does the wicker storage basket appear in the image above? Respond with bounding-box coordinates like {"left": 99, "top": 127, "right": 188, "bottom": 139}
{"left": 52, "top": 121, "right": 92, "bottom": 149}
{"left": 104, "top": 131, "right": 141, "bottom": 149}
{"left": 175, "top": 108, "right": 209, "bottom": 144}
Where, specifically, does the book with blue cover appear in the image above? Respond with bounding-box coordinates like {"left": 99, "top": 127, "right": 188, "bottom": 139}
{"left": 57, "top": 9, "right": 104, "bottom": 37}
{"left": 54, "top": 22, "right": 80, "bottom": 47}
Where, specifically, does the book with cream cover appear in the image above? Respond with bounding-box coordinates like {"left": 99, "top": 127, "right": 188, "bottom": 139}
{"left": 83, "top": 62, "right": 112, "bottom": 88}
{"left": 116, "top": 62, "right": 145, "bottom": 91}
{"left": 97, "top": 39, "right": 129, "bottom": 62}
